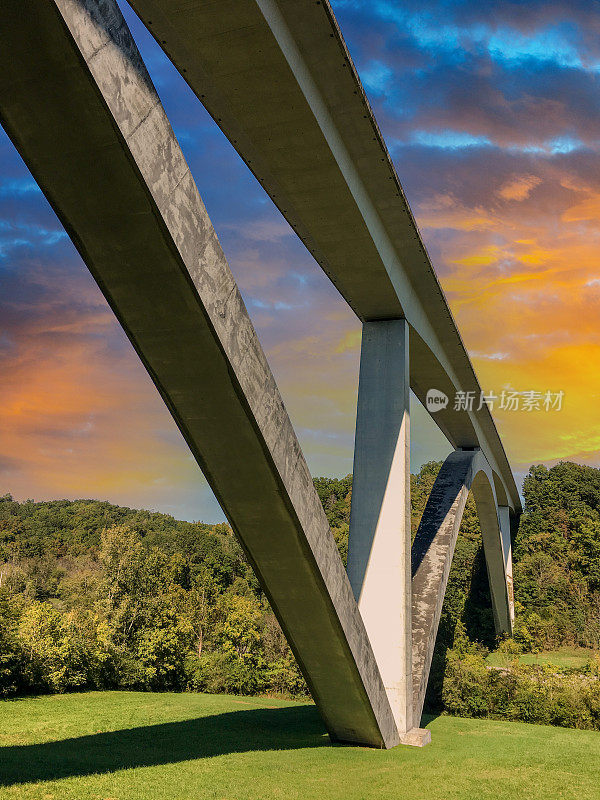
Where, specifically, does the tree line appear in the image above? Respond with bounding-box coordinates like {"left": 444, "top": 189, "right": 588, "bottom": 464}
{"left": 1, "top": 461, "right": 599, "bottom": 729}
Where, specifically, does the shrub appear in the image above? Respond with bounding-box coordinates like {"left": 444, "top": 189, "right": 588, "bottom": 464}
{"left": 442, "top": 646, "right": 600, "bottom": 731}
{"left": 186, "top": 650, "right": 265, "bottom": 695}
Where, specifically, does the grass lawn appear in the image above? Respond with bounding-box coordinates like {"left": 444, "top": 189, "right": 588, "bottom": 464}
{"left": 486, "top": 646, "right": 598, "bottom": 670}
{"left": 0, "top": 691, "right": 599, "bottom": 800}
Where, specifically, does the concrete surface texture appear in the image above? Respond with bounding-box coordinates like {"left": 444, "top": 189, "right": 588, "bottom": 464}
{"left": 348, "top": 321, "right": 412, "bottom": 734}
{"left": 411, "top": 450, "right": 515, "bottom": 723}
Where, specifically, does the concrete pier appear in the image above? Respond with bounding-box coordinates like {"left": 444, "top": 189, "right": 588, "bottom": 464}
{"left": 348, "top": 321, "right": 412, "bottom": 734}
{"left": 498, "top": 506, "right": 515, "bottom": 628}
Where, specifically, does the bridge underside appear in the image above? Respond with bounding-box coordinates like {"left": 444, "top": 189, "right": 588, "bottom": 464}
{"left": 0, "top": 0, "right": 518, "bottom": 748}
{"left": 126, "top": 0, "right": 521, "bottom": 515}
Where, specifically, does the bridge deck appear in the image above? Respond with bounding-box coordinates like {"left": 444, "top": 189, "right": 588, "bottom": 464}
{"left": 127, "top": 0, "right": 520, "bottom": 512}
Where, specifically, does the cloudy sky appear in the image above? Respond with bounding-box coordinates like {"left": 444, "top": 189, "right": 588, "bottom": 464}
{"left": 2, "top": 0, "right": 600, "bottom": 521}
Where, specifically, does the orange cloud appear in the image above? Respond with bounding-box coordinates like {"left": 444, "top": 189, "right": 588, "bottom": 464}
{"left": 416, "top": 165, "right": 600, "bottom": 476}
{"left": 497, "top": 174, "right": 542, "bottom": 201}
{"left": 417, "top": 193, "right": 500, "bottom": 231}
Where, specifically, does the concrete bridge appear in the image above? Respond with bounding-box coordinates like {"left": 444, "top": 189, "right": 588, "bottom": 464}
{"left": 0, "top": 0, "right": 519, "bottom": 748}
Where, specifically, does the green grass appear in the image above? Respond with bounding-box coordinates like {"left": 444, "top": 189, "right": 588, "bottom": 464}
{"left": 486, "top": 646, "right": 597, "bottom": 670}
{"left": 0, "top": 691, "right": 599, "bottom": 799}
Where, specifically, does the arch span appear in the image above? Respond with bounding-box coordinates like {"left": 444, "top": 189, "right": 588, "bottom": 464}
{"left": 411, "top": 449, "right": 514, "bottom": 725}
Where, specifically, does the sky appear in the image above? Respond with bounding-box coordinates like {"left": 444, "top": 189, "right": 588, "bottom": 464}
{"left": 2, "top": 0, "right": 600, "bottom": 521}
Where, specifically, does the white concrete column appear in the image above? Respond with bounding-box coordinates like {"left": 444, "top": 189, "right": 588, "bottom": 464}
{"left": 348, "top": 319, "right": 412, "bottom": 733}
{"left": 498, "top": 506, "right": 515, "bottom": 629}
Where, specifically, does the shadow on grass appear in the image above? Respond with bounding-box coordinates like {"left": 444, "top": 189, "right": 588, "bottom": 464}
{"left": 0, "top": 705, "right": 326, "bottom": 786}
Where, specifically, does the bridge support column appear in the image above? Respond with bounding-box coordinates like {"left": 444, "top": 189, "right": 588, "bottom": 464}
{"left": 348, "top": 320, "right": 427, "bottom": 744}
{"left": 498, "top": 506, "right": 515, "bottom": 629}
{"left": 477, "top": 489, "right": 514, "bottom": 636}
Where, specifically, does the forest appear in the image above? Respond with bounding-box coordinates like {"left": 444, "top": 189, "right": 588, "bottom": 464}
{"left": 0, "top": 461, "right": 599, "bottom": 728}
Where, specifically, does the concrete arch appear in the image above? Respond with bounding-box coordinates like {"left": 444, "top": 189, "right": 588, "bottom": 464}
{"left": 410, "top": 449, "right": 514, "bottom": 725}
{"left": 492, "top": 469, "right": 509, "bottom": 508}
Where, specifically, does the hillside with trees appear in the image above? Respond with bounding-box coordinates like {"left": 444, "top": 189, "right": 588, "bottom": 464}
{"left": 0, "top": 461, "right": 599, "bottom": 729}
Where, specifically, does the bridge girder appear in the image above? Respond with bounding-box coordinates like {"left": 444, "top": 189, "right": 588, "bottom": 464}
{"left": 126, "top": 0, "right": 521, "bottom": 515}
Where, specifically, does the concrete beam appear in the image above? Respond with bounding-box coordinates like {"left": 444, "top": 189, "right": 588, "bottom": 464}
{"left": 0, "top": 0, "right": 399, "bottom": 748}
{"left": 126, "top": 0, "right": 521, "bottom": 514}
{"left": 347, "top": 321, "right": 412, "bottom": 734}
{"left": 411, "top": 450, "right": 513, "bottom": 724}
